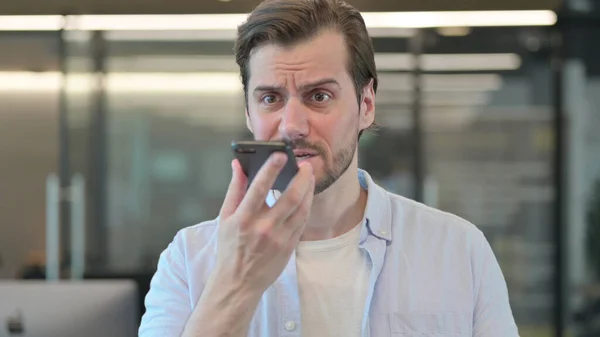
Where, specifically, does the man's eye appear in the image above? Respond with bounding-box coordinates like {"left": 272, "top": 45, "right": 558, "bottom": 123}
{"left": 262, "top": 95, "right": 277, "bottom": 104}
{"left": 312, "top": 92, "right": 331, "bottom": 102}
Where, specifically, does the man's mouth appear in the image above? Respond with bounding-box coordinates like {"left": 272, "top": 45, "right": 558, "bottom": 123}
{"left": 293, "top": 149, "right": 318, "bottom": 161}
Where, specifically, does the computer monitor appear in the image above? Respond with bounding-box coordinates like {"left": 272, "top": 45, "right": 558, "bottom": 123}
{"left": 0, "top": 280, "right": 139, "bottom": 337}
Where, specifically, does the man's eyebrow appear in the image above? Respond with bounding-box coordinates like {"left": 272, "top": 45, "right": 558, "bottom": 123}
{"left": 299, "top": 78, "right": 340, "bottom": 91}
{"left": 253, "top": 79, "right": 341, "bottom": 93}
{"left": 253, "top": 85, "right": 284, "bottom": 93}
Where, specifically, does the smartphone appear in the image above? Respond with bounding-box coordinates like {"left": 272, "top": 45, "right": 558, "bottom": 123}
{"left": 231, "top": 140, "right": 299, "bottom": 191}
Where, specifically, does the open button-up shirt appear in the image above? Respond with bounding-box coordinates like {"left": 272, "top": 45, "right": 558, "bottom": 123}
{"left": 139, "top": 169, "right": 519, "bottom": 337}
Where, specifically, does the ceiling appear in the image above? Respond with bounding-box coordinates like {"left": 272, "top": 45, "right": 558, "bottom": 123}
{"left": 0, "top": 0, "right": 562, "bottom": 15}
{"left": 0, "top": 26, "right": 554, "bottom": 74}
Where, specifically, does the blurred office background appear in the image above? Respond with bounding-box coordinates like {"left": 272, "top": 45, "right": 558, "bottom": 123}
{"left": 0, "top": 0, "right": 599, "bottom": 335}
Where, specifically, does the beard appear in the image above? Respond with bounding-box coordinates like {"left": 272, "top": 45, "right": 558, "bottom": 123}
{"left": 285, "top": 136, "right": 357, "bottom": 195}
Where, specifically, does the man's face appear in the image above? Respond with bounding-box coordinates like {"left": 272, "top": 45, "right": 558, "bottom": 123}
{"left": 245, "top": 29, "right": 375, "bottom": 194}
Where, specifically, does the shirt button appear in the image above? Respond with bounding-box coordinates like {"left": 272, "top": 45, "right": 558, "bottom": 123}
{"left": 379, "top": 230, "right": 388, "bottom": 236}
{"left": 284, "top": 321, "right": 296, "bottom": 331}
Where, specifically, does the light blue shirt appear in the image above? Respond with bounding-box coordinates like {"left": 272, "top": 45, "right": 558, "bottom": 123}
{"left": 139, "top": 169, "right": 519, "bottom": 336}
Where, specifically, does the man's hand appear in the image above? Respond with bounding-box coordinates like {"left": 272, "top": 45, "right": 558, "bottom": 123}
{"left": 215, "top": 152, "right": 315, "bottom": 293}
{"left": 182, "top": 152, "right": 314, "bottom": 337}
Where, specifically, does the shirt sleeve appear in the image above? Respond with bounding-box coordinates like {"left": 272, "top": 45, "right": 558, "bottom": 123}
{"left": 139, "top": 231, "right": 191, "bottom": 337}
{"left": 473, "top": 230, "right": 520, "bottom": 337}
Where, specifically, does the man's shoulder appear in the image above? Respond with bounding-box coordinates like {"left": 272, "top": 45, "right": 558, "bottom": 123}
{"left": 383, "top": 189, "right": 483, "bottom": 238}
{"left": 362, "top": 170, "right": 482, "bottom": 239}
{"left": 169, "top": 218, "right": 220, "bottom": 252}
{"left": 378, "top": 189, "right": 489, "bottom": 267}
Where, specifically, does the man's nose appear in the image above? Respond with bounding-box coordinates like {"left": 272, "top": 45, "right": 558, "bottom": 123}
{"left": 279, "top": 97, "right": 309, "bottom": 140}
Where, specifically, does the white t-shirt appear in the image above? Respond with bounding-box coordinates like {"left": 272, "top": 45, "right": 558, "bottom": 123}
{"left": 295, "top": 223, "right": 372, "bottom": 337}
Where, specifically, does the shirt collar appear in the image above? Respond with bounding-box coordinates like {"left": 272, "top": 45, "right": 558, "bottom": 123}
{"left": 358, "top": 169, "right": 393, "bottom": 244}
{"left": 265, "top": 169, "right": 393, "bottom": 244}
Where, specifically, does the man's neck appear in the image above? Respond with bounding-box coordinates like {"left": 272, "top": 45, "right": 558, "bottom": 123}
{"left": 301, "top": 166, "right": 368, "bottom": 241}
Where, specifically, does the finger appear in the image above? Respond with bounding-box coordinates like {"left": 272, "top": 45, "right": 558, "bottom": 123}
{"left": 237, "top": 152, "right": 288, "bottom": 214}
{"left": 269, "top": 162, "right": 314, "bottom": 225}
{"left": 219, "top": 159, "right": 248, "bottom": 219}
{"left": 282, "top": 171, "right": 315, "bottom": 243}
{"left": 288, "top": 216, "right": 307, "bottom": 248}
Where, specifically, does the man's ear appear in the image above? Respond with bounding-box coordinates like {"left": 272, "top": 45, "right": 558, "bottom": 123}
{"left": 359, "top": 79, "right": 376, "bottom": 132}
{"left": 245, "top": 107, "right": 253, "bottom": 133}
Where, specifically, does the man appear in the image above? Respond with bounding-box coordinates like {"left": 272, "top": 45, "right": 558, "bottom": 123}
{"left": 139, "top": 0, "right": 519, "bottom": 336}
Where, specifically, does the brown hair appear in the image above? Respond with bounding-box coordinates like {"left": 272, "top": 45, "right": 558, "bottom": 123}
{"left": 234, "top": 0, "right": 378, "bottom": 134}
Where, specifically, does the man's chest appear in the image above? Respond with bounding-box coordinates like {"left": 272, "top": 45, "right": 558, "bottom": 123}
{"left": 242, "top": 245, "right": 475, "bottom": 337}
{"left": 295, "top": 243, "right": 371, "bottom": 337}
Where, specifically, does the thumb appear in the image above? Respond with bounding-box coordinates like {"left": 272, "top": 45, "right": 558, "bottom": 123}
{"left": 219, "top": 159, "right": 248, "bottom": 219}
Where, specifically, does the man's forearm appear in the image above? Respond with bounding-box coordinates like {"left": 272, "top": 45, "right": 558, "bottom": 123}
{"left": 181, "top": 275, "right": 262, "bottom": 337}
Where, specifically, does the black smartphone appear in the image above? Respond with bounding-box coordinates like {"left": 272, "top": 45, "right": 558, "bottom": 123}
{"left": 231, "top": 140, "right": 299, "bottom": 191}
